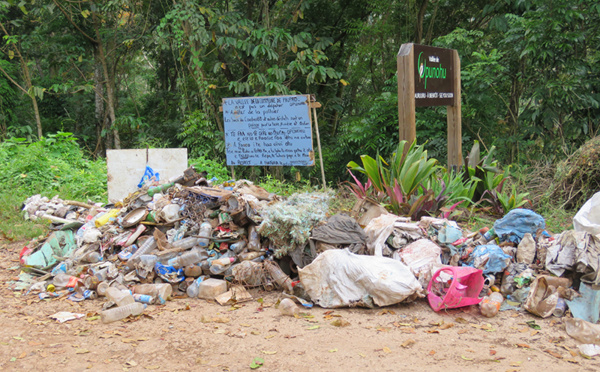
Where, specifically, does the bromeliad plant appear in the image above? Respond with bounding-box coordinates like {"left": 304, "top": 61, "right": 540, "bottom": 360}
{"left": 347, "top": 141, "right": 441, "bottom": 219}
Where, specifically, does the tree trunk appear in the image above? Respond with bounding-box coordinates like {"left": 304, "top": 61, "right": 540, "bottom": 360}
{"left": 93, "top": 14, "right": 121, "bottom": 149}
{"left": 415, "top": 0, "right": 429, "bottom": 43}
{"left": 94, "top": 46, "right": 105, "bottom": 156}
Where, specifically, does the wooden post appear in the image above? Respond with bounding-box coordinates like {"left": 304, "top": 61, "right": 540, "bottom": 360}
{"left": 397, "top": 44, "right": 416, "bottom": 150}
{"left": 310, "top": 103, "right": 327, "bottom": 189}
{"left": 447, "top": 49, "right": 463, "bottom": 168}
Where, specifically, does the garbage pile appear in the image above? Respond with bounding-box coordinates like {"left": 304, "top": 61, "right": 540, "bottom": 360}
{"left": 18, "top": 166, "right": 342, "bottom": 323}
{"left": 14, "top": 170, "right": 600, "bottom": 354}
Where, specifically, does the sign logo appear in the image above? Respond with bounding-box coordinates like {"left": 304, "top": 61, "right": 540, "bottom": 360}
{"left": 417, "top": 52, "right": 447, "bottom": 89}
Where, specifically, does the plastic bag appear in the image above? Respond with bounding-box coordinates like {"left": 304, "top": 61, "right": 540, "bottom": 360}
{"left": 298, "top": 249, "right": 423, "bottom": 308}
{"left": 467, "top": 244, "right": 511, "bottom": 274}
{"left": 574, "top": 191, "right": 600, "bottom": 237}
{"left": 493, "top": 209, "right": 545, "bottom": 244}
{"left": 137, "top": 165, "right": 160, "bottom": 188}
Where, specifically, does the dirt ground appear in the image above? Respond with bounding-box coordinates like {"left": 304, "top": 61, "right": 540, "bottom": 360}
{"left": 0, "top": 240, "right": 598, "bottom": 372}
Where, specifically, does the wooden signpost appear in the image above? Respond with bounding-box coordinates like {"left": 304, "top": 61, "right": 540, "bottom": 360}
{"left": 397, "top": 43, "right": 462, "bottom": 167}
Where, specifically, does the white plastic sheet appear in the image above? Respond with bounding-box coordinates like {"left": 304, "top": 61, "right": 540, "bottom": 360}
{"left": 574, "top": 191, "right": 600, "bottom": 237}
{"left": 298, "top": 249, "right": 423, "bottom": 308}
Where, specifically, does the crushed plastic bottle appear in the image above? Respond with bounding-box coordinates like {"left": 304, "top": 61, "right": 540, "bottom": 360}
{"left": 101, "top": 302, "right": 145, "bottom": 323}
{"left": 106, "top": 287, "right": 135, "bottom": 307}
{"left": 480, "top": 292, "right": 503, "bottom": 318}
{"left": 565, "top": 318, "right": 600, "bottom": 344}
{"left": 52, "top": 273, "right": 79, "bottom": 289}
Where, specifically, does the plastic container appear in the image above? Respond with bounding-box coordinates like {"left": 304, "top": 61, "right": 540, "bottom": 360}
{"left": 168, "top": 249, "right": 206, "bottom": 268}
{"left": 279, "top": 298, "right": 299, "bottom": 316}
{"left": 197, "top": 222, "right": 212, "bottom": 247}
{"left": 101, "top": 302, "right": 145, "bottom": 324}
{"left": 159, "top": 203, "right": 180, "bottom": 223}
{"left": 427, "top": 266, "right": 484, "bottom": 312}
{"left": 247, "top": 225, "right": 261, "bottom": 251}
{"left": 95, "top": 208, "right": 120, "bottom": 228}
{"left": 106, "top": 287, "right": 135, "bottom": 307}
{"left": 197, "top": 278, "right": 228, "bottom": 299}
{"left": 230, "top": 240, "right": 247, "bottom": 254}
{"left": 480, "top": 292, "right": 503, "bottom": 317}
{"left": 565, "top": 318, "right": 600, "bottom": 344}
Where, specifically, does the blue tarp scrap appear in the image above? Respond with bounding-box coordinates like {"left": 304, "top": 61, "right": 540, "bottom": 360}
{"left": 493, "top": 209, "right": 545, "bottom": 244}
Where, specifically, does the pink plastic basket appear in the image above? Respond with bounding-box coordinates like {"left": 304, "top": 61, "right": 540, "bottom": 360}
{"left": 427, "top": 266, "right": 484, "bottom": 311}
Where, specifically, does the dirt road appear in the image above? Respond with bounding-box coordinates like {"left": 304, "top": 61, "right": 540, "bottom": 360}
{"left": 0, "top": 241, "right": 597, "bottom": 371}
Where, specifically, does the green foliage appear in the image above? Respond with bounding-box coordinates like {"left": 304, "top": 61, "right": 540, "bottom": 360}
{"left": 188, "top": 156, "right": 229, "bottom": 183}
{"left": 177, "top": 111, "right": 225, "bottom": 160}
{"left": 0, "top": 133, "right": 107, "bottom": 202}
{"left": 258, "top": 175, "right": 314, "bottom": 197}
{"left": 348, "top": 141, "right": 443, "bottom": 219}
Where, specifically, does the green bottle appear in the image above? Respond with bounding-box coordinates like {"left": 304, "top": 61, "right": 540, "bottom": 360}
{"left": 147, "top": 182, "right": 174, "bottom": 197}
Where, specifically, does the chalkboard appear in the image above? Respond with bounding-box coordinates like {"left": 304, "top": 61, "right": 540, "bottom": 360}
{"left": 222, "top": 95, "right": 315, "bottom": 166}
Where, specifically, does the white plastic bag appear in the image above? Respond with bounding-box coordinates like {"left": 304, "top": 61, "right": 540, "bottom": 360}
{"left": 574, "top": 192, "right": 600, "bottom": 237}
{"left": 298, "top": 249, "right": 423, "bottom": 308}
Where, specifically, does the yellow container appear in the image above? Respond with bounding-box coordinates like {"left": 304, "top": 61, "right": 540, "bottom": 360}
{"left": 95, "top": 209, "right": 120, "bottom": 228}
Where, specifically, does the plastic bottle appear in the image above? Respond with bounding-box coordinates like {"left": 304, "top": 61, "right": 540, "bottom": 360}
{"left": 80, "top": 251, "right": 102, "bottom": 263}
{"left": 170, "top": 237, "right": 199, "bottom": 250}
{"left": 147, "top": 182, "right": 174, "bottom": 197}
{"left": 51, "top": 260, "right": 74, "bottom": 276}
{"left": 53, "top": 273, "right": 79, "bottom": 288}
{"left": 186, "top": 276, "right": 209, "bottom": 298}
{"left": 127, "top": 237, "right": 157, "bottom": 265}
{"left": 279, "top": 298, "right": 299, "bottom": 316}
{"left": 101, "top": 302, "right": 145, "bottom": 324}
{"left": 565, "top": 318, "right": 600, "bottom": 344}
{"left": 167, "top": 249, "right": 206, "bottom": 268}
{"left": 210, "top": 257, "right": 236, "bottom": 275}
{"left": 106, "top": 287, "right": 135, "bottom": 307}
{"left": 132, "top": 283, "right": 172, "bottom": 304}
{"left": 247, "top": 225, "right": 261, "bottom": 251}
{"left": 480, "top": 292, "right": 503, "bottom": 318}
{"left": 230, "top": 240, "right": 247, "bottom": 254}
{"left": 264, "top": 261, "right": 293, "bottom": 293}
{"left": 197, "top": 222, "right": 212, "bottom": 247}
{"left": 238, "top": 251, "right": 263, "bottom": 261}
{"left": 95, "top": 208, "right": 121, "bottom": 228}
